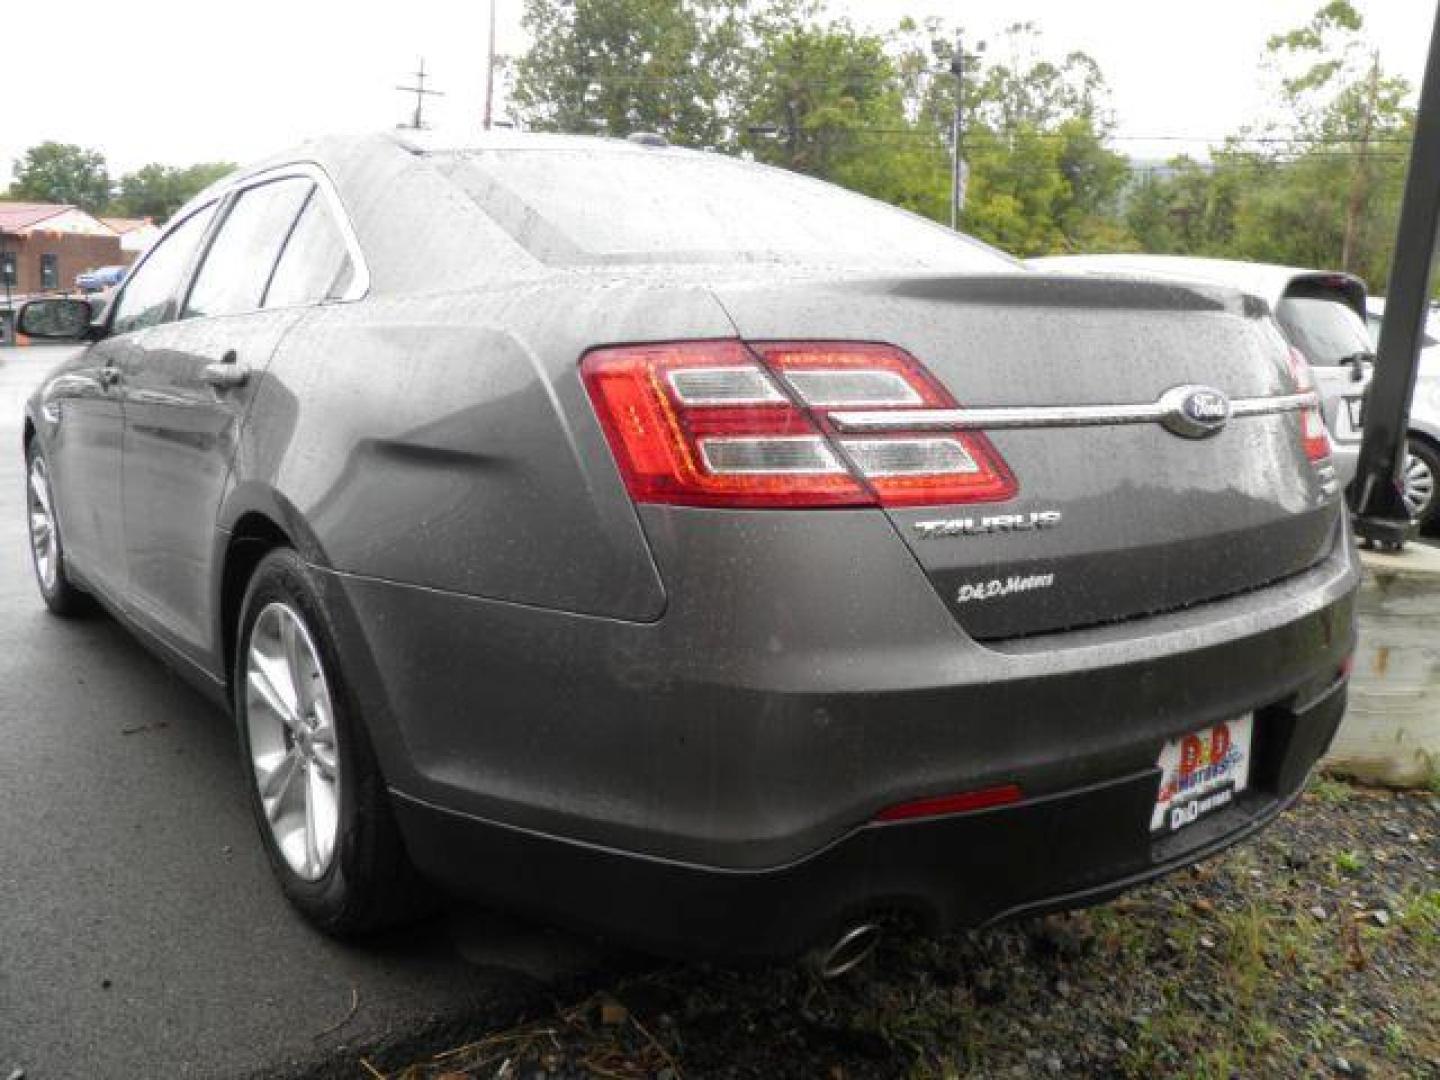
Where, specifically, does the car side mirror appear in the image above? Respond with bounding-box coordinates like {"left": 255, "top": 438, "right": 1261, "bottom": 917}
{"left": 16, "top": 297, "right": 97, "bottom": 341}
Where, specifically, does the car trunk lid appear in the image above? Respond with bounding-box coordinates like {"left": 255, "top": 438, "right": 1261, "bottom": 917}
{"left": 711, "top": 271, "right": 1339, "bottom": 640}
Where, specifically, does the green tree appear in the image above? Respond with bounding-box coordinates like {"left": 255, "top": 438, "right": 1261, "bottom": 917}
{"left": 10, "top": 142, "right": 111, "bottom": 212}
{"left": 510, "top": 0, "right": 802, "bottom": 147}
{"left": 892, "top": 21, "right": 1130, "bottom": 253}
{"left": 1125, "top": 154, "right": 1244, "bottom": 256}
{"left": 1244, "top": 0, "right": 1413, "bottom": 284}
{"left": 113, "top": 162, "right": 237, "bottom": 224}
{"left": 741, "top": 22, "right": 911, "bottom": 176}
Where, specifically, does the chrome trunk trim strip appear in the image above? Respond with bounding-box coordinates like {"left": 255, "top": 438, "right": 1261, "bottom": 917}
{"left": 828, "top": 391, "right": 1317, "bottom": 433}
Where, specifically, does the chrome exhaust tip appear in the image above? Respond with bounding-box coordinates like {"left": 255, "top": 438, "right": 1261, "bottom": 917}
{"left": 808, "top": 922, "right": 882, "bottom": 979}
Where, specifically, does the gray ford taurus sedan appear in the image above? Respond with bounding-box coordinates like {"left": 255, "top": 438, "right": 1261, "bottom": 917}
{"left": 18, "top": 131, "right": 1359, "bottom": 960}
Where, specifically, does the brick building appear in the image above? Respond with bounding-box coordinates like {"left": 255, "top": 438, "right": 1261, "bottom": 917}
{"left": 0, "top": 202, "right": 130, "bottom": 298}
{"left": 101, "top": 215, "right": 161, "bottom": 256}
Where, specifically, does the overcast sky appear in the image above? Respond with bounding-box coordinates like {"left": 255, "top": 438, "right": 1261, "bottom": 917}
{"left": 2, "top": 1, "right": 1433, "bottom": 189}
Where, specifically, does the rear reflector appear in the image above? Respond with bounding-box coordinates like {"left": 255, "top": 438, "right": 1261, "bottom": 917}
{"left": 874, "top": 784, "right": 1024, "bottom": 823}
{"left": 582, "top": 340, "right": 1017, "bottom": 509}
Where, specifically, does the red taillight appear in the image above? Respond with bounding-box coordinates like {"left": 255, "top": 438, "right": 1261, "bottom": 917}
{"left": 874, "top": 784, "right": 1023, "bottom": 823}
{"left": 581, "top": 340, "right": 1017, "bottom": 509}
{"left": 1285, "top": 347, "right": 1332, "bottom": 463}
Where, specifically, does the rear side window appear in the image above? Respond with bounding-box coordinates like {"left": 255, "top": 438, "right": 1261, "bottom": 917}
{"left": 1276, "top": 296, "right": 1372, "bottom": 367}
{"left": 264, "top": 191, "right": 355, "bottom": 308}
{"left": 437, "top": 149, "right": 1015, "bottom": 271}
{"left": 111, "top": 203, "right": 219, "bottom": 335}
{"left": 183, "top": 176, "right": 314, "bottom": 319}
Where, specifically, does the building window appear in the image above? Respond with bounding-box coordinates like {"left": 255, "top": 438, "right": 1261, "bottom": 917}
{"left": 0, "top": 251, "right": 15, "bottom": 288}
{"left": 40, "top": 254, "right": 59, "bottom": 291}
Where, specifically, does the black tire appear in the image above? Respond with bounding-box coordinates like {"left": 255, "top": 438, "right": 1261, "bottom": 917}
{"left": 234, "top": 548, "right": 430, "bottom": 937}
{"left": 1406, "top": 436, "right": 1440, "bottom": 535}
{"left": 24, "top": 437, "right": 93, "bottom": 616}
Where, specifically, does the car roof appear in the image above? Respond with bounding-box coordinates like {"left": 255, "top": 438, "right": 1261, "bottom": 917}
{"left": 1030, "top": 254, "right": 1366, "bottom": 320}
{"left": 173, "top": 129, "right": 733, "bottom": 232}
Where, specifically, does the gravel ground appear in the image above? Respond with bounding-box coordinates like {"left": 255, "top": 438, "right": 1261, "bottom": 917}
{"left": 301, "top": 776, "right": 1438, "bottom": 1080}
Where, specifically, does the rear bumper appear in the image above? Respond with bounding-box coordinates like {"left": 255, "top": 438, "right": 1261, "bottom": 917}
{"left": 392, "top": 677, "right": 1347, "bottom": 959}
{"left": 311, "top": 506, "right": 1359, "bottom": 957}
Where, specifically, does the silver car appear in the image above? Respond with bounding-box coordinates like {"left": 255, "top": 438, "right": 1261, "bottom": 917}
{"left": 1364, "top": 297, "right": 1440, "bottom": 528}
{"left": 1033, "top": 256, "right": 1372, "bottom": 488}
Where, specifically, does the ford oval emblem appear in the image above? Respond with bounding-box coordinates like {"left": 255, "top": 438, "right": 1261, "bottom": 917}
{"left": 1159, "top": 385, "right": 1231, "bottom": 439}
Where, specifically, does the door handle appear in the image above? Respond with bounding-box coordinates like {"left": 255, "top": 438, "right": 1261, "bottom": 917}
{"left": 203, "top": 350, "right": 250, "bottom": 389}
{"left": 97, "top": 367, "right": 120, "bottom": 388}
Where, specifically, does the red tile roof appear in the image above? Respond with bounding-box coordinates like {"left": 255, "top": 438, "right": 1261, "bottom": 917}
{"left": 100, "top": 216, "right": 153, "bottom": 234}
{"left": 0, "top": 201, "right": 73, "bottom": 233}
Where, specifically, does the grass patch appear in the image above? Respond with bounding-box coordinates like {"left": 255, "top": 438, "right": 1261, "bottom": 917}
{"left": 1308, "top": 774, "right": 1356, "bottom": 805}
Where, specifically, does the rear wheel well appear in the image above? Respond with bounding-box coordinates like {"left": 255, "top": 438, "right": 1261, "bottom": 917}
{"left": 1408, "top": 427, "right": 1440, "bottom": 458}
{"left": 221, "top": 514, "right": 293, "bottom": 691}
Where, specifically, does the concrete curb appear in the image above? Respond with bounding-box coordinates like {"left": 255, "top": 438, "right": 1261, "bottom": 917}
{"left": 1324, "top": 543, "right": 1440, "bottom": 787}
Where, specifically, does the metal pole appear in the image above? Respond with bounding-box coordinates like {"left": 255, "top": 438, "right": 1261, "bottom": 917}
{"left": 483, "top": 0, "right": 497, "bottom": 131}
{"left": 1, "top": 237, "right": 12, "bottom": 346}
{"left": 1350, "top": 0, "right": 1440, "bottom": 549}
{"left": 950, "top": 33, "right": 964, "bottom": 231}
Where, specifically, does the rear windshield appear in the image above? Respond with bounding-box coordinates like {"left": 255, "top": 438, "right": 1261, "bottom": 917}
{"left": 433, "top": 148, "right": 1016, "bottom": 271}
{"left": 1276, "top": 295, "right": 1372, "bottom": 367}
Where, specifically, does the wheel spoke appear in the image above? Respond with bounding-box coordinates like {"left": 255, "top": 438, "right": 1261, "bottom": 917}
{"left": 248, "top": 650, "right": 299, "bottom": 729}
{"left": 303, "top": 764, "right": 322, "bottom": 876}
{"left": 29, "top": 468, "right": 51, "bottom": 517}
{"left": 259, "top": 749, "right": 303, "bottom": 818}
{"left": 280, "top": 616, "right": 305, "bottom": 692}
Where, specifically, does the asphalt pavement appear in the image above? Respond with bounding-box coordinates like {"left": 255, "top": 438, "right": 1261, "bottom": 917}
{"left": 0, "top": 345, "right": 610, "bottom": 1079}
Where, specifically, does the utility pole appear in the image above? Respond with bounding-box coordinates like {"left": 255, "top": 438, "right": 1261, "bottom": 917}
{"left": 1350, "top": 3, "right": 1440, "bottom": 549}
{"left": 483, "top": 0, "right": 498, "bottom": 131}
{"left": 1, "top": 238, "right": 12, "bottom": 345}
{"left": 949, "top": 32, "right": 965, "bottom": 231}
{"left": 1341, "top": 50, "right": 1381, "bottom": 273}
{"left": 396, "top": 58, "right": 444, "bottom": 131}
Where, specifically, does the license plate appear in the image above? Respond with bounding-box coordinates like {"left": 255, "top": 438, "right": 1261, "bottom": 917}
{"left": 1151, "top": 715, "right": 1253, "bottom": 834}
{"left": 1346, "top": 397, "right": 1364, "bottom": 430}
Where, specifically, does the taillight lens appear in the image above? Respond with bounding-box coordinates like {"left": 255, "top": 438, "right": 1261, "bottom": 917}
{"left": 1286, "top": 347, "right": 1332, "bottom": 463}
{"left": 755, "top": 343, "right": 1017, "bottom": 507}
{"left": 581, "top": 340, "right": 1017, "bottom": 509}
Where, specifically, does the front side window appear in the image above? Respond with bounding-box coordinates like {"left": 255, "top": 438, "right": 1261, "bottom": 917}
{"left": 110, "top": 203, "right": 219, "bottom": 335}
{"left": 264, "top": 190, "right": 356, "bottom": 308}
{"left": 183, "top": 176, "right": 314, "bottom": 320}
{"left": 39, "top": 254, "right": 58, "bottom": 291}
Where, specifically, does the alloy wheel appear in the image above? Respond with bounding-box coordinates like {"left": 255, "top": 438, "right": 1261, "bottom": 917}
{"left": 27, "top": 456, "right": 59, "bottom": 593}
{"left": 245, "top": 602, "right": 342, "bottom": 881}
{"left": 1403, "top": 450, "right": 1435, "bottom": 519}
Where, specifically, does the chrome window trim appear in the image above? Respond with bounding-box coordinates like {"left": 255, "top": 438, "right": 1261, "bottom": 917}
{"left": 177, "top": 161, "right": 370, "bottom": 323}
{"left": 226, "top": 160, "right": 371, "bottom": 306}
{"left": 105, "top": 199, "right": 222, "bottom": 336}
{"left": 828, "top": 391, "right": 1318, "bottom": 433}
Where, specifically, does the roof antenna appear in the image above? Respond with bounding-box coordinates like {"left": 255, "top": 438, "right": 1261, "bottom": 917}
{"left": 396, "top": 58, "right": 444, "bottom": 130}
